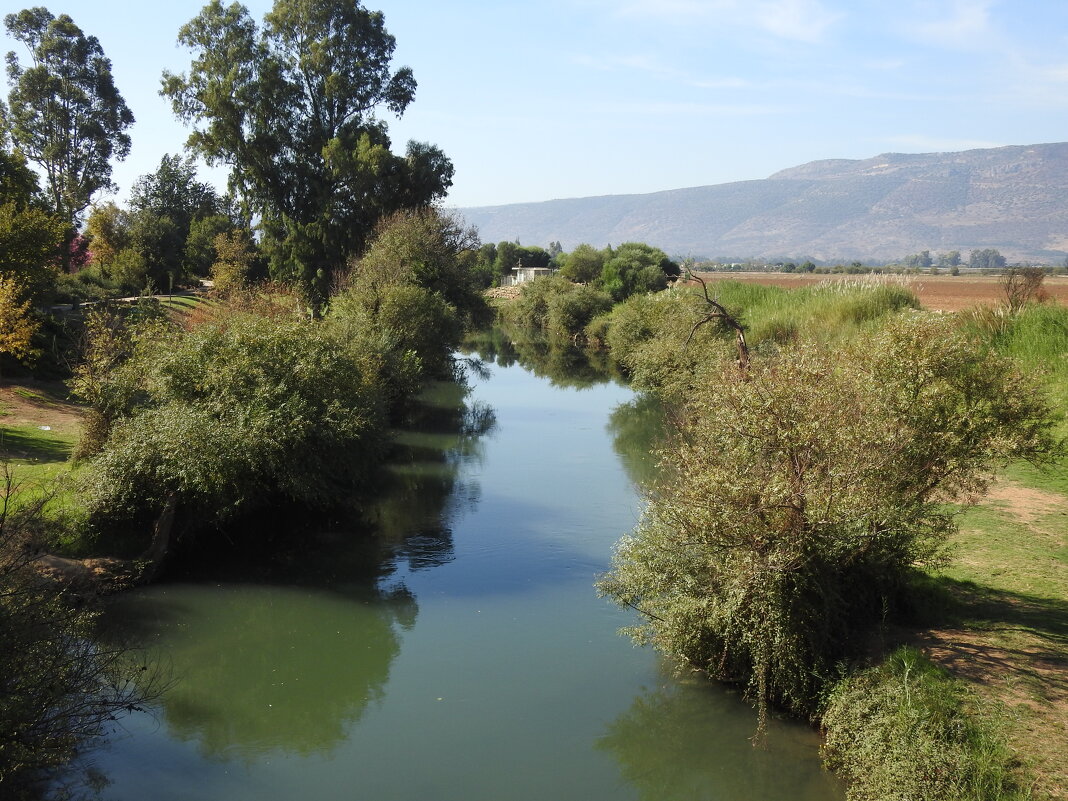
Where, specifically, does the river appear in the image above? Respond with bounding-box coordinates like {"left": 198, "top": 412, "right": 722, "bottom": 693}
{"left": 87, "top": 335, "right": 843, "bottom": 801}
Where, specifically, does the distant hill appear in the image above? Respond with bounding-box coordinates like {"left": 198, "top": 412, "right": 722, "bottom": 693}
{"left": 456, "top": 143, "right": 1068, "bottom": 263}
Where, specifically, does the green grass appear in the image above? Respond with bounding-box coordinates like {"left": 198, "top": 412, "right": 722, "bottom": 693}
{"left": 158, "top": 294, "right": 212, "bottom": 312}
{"left": 706, "top": 277, "right": 921, "bottom": 346}
{"left": 907, "top": 462, "right": 1068, "bottom": 799}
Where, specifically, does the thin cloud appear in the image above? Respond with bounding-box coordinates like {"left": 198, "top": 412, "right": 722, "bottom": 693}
{"left": 911, "top": 0, "right": 996, "bottom": 49}
{"left": 611, "top": 0, "right": 841, "bottom": 43}
{"left": 755, "top": 0, "right": 842, "bottom": 44}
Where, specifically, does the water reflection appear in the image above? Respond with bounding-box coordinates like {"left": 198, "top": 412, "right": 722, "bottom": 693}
{"left": 372, "top": 380, "right": 496, "bottom": 576}
{"left": 465, "top": 326, "right": 621, "bottom": 389}
{"left": 108, "top": 584, "right": 414, "bottom": 761}
{"left": 606, "top": 393, "right": 670, "bottom": 488}
{"left": 101, "top": 381, "right": 496, "bottom": 765}
{"left": 599, "top": 672, "right": 843, "bottom": 801}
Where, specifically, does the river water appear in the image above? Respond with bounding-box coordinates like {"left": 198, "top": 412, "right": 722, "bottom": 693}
{"left": 90, "top": 337, "right": 843, "bottom": 801}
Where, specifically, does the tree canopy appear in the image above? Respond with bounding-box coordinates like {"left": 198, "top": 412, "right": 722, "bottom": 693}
{"left": 4, "top": 7, "right": 134, "bottom": 263}
{"left": 161, "top": 0, "right": 454, "bottom": 311}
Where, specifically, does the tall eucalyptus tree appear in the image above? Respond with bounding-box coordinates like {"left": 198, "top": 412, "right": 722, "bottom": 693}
{"left": 4, "top": 7, "right": 134, "bottom": 270}
{"left": 162, "top": 0, "right": 454, "bottom": 313}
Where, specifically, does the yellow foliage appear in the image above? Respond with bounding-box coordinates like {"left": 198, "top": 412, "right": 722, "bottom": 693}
{"left": 0, "top": 275, "right": 40, "bottom": 364}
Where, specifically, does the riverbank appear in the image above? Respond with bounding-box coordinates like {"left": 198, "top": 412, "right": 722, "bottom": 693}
{"left": 493, "top": 280, "right": 1067, "bottom": 799}
{"left": 915, "top": 463, "right": 1068, "bottom": 800}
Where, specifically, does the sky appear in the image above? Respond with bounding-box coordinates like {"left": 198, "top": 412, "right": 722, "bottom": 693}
{"left": 3, "top": 0, "right": 1068, "bottom": 209}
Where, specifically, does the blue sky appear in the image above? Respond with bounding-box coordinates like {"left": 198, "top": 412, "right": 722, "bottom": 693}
{"left": 4, "top": 0, "right": 1068, "bottom": 209}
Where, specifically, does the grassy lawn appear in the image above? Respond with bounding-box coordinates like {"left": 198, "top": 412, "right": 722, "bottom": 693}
{"left": 0, "top": 379, "right": 86, "bottom": 528}
{"left": 917, "top": 460, "right": 1068, "bottom": 800}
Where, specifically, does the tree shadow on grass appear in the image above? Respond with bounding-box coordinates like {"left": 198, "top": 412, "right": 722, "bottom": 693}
{"left": 905, "top": 574, "right": 1068, "bottom": 704}
{"left": 0, "top": 427, "right": 73, "bottom": 462}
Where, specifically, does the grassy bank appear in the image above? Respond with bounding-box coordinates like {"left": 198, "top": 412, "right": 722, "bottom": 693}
{"left": 0, "top": 381, "right": 82, "bottom": 485}
{"left": 901, "top": 303, "right": 1068, "bottom": 800}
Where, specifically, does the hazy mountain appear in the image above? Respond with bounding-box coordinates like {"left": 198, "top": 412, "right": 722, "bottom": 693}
{"left": 456, "top": 142, "right": 1068, "bottom": 263}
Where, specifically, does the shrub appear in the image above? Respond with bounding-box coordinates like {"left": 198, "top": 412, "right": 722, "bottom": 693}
{"left": 822, "top": 647, "right": 1026, "bottom": 801}
{"left": 353, "top": 207, "right": 488, "bottom": 327}
{"left": 545, "top": 284, "right": 613, "bottom": 341}
{"left": 0, "top": 469, "right": 156, "bottom": 795}
{"left": 329, "top": 281, "right": 461, "bottom": 381}
{"left": 598, "top": 242, "right": 676, "bottom": 302}
{"left": 598, "top": 313, "right": 1057, "bottom": 719}
{"left": 78, "top": 304, "right": 395, "bottom": 549}
{"left": 502, "top": 274, "right": 577, "bottom": 330}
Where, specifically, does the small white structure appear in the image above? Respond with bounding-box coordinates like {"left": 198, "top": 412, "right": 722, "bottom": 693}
{"left": 502, "top": 266, "right": 553, "bottom": 286}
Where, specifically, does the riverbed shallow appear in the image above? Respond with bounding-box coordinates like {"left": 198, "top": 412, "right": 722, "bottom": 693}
{"left": 88, "top": 344, "right": 843, "bottom": 801}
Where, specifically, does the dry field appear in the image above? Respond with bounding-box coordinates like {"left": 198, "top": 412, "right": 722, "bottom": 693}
{"left": 694, "top": 271, "right": 1068, "bottom": 311}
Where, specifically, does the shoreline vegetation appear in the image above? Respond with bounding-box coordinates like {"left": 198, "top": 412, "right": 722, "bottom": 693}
{"left": 1, "top": 267, "right": 1064, "bottom": 799}
{"left": 497, "top": 268, "right": 1067, "bottom": 801}
{"left": 0, "top": 205, "right": 492, "bottom": 796}
{"left": 0, "top": 1, "right": 1064, "bottom": 797}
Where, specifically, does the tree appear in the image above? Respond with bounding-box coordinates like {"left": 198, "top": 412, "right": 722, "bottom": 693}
{"left": 0, "top": 274, "right": 38, "bottom": 368}
{"left": 0, "top": 145, "right": 40, "bottom": 209}
{"left": 937, "top": 250, "right": 961, "bottom": 268}
{"left": 350, "top": 206, "right": 485, "bottom": 325}
{"left": 558, "top": 243, "right": 606, "bottom": 283}
{"left": 4, "top": 8, "right": 134, "bottom": 270}
{"left": 161, "top": 0, "right": 454, "bottom": 313}
{"left": 210, "top": 228, "right": 260, "bottom": 293}
{"left": 968, "top": 248, "right": 1006, "bottom": 270}
{"left": 0, "top": 199, "right": 64, "bottom": 301}
{"left": 1002, "top": 266, "right": 1046, "bottom": 312}
{"left": 902, "top": 250, "right": 931, "bottom": 269}
{"left": 128, "top": 154, "right": 219, "bottom": 228}
{"left": 599, "top": 242, "right": 678, "bottom": 302}
{"left": 122, "top": 155, "right": 227, "bottom": 289}
{"left": 598, "top": 314, "right": 1056, "bottom": 720}
{"left": 84, "top": 201, "right": 129, "bottom": 268}
{"left": 493, "top": 241, "right": 522, "bottom": 280}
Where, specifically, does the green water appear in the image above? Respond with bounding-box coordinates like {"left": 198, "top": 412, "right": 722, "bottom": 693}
{"left": 92, "top": 346, "right": 842, "bottom": 801}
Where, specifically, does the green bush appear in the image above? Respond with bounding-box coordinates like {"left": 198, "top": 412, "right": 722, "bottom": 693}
{"left": 79, "top": 303, "right": 396, "bottom": 548}
{"left": 0, "top": 470, "right": 155, "bottom": 795}
{"left": 822, "top": 647, "right": 1026, "bottom": 801}
{"left": 598, "top": 313, "right": 1057, "bottom": 719}
{"left": 598, "top": 242, "right": 676, "bottom": 302}
{"left": 330, "top": 281, "right": 461, "bottom": 382}
{"left": 545, "top": 284, "right": 613, "bottom": 341}
{"left": 52, "top": 268, "right": 125, "bottom": 304}
{"left": 352, "top": 207, "right": 488, "bottom": 328}
{"left": 502, "top": 275, "right": 577, "bottom": 330}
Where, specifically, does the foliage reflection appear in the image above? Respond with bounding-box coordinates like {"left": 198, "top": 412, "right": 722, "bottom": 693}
{"left": 101, "top": 380, "right": 495, "bottom": 762}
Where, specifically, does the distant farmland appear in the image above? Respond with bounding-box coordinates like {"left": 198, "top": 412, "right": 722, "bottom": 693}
{"left": 694, "top": 272, "right": 1068, "bottom": 312}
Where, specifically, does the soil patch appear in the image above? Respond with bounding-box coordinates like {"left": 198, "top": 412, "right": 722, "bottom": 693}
{"left": 915, "top": 624, "right": 1068, "bottom": 800}
{"left": 984, "top": 480, "right": 1068, "bottom": 530}
{"left": 0, "top": 379, "right": 83, "bottom": 434}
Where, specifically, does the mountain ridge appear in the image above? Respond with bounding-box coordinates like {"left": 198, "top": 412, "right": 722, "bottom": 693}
{"left": 456, "top": 142, "right": 1068, "bottom": 263}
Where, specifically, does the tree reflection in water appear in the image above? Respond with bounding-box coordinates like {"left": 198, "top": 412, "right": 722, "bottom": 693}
{"left": 464, "top": 326, "right": 622, "bottom": 390}
{"left": 100, "top": 379, "right": 496, "bottom": 764}
{"left": 598, "top": 671, "right": 843, "bottom": 801}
